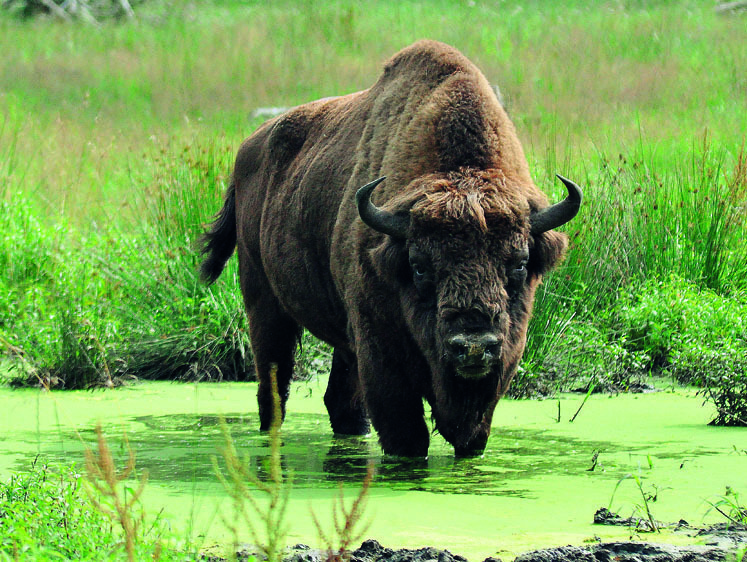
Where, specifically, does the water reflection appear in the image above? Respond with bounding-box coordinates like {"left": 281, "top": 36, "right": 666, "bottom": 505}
{"left": 16, "top": 409, "right": 726, "bottom": 498}
{"left": 14, "top": 410, "right": 653, "bottom": 498}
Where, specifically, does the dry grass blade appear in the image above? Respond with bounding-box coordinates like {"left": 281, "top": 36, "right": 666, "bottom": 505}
{"left": 83, "top": 423, "right": 151, "bottom": 562}
{"left": 212, "top": 364, "right": 290, "bottom": 562}
{"left": 311, "top": 461, "right": 374, "bottom": 562}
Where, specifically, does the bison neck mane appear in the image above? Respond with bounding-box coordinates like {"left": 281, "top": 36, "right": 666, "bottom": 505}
{"left": 367, "top": 40, "right": 529, "bottom": 183}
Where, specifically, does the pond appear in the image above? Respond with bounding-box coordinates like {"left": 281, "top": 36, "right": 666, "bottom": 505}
{"left": 0, "top": 378, "right": 745, "bottom": 560}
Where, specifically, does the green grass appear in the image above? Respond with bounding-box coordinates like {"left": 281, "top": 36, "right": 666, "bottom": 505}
{"left": 1, "top": 0, "right": 746, "bottom": 422}
{"left": 518, "top": 142, "right": 747, "bottom": 401}
{"left": 0, "top": 458, "right": 194, "bottom": 561}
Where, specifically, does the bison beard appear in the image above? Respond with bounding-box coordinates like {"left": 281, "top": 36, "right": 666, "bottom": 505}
{"left": 200, "top": 40, "right": 582, "bottom": 457}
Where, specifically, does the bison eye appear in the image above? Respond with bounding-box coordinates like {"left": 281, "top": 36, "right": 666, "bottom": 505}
{"left": 413, "top": 264, "right": 426, "bottom": 280}
{"left": 411, "top": 262, "right": 430, "bottom": 284}
{"left": 409, "top": 261, "right": 435, "bottom": 296}
{"left": 408, "top": 248, "right": 435, "bottom": 296}
{"left": 508, "top": 259, "right": 529, "bottom": 288}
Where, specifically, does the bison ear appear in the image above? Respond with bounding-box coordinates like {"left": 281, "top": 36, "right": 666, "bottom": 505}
{"left": 368, "top": 237, "right": 409, "bottom": 285}
{"left": 529, "top": 230, "right": 568, "bottom": 276}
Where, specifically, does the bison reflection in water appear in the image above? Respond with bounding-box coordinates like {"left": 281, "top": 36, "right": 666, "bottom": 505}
{"left": 200, "top": 40, "right": 582, "bottom": 457}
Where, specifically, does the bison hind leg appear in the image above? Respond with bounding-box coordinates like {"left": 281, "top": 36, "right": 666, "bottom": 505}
{"left": 324, "top": 349, "right": 370, "bottom": 436}
{"left": 249, "top": 299, "right": 301, "bottom": 431}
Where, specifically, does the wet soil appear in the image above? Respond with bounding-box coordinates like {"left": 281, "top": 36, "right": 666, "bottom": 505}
{"left": 214, "top": 515, "right": 747, "bottom": 562}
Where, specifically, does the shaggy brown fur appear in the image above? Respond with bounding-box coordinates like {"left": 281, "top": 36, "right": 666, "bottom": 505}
{"left": 201, "top": 40, "right": 578, "bottom": 457}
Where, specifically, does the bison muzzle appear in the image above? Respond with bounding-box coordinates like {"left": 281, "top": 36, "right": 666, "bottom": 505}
{"left": 200, "top": 40, "right": 582, "bottom": 457}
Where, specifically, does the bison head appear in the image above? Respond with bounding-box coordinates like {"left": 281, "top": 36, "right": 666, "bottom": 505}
{"left": 357, "top": 169, "right": 581, "bottom": 453}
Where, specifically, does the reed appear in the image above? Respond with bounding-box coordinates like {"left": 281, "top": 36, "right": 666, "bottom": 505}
{"left": 213, "top": 365, "right": 290, "bottom": 562}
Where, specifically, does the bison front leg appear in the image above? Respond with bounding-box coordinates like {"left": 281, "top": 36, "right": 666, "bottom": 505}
{"left": 324, "top": 349, "right": 370, "bottom": 436}
{"left": 356, "top": 340, "right": 430, "bottom": 457}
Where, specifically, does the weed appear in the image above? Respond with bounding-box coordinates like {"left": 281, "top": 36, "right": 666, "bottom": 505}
{"left": 83, "top": 423, "right": 152, "bottom": 562}
{"left": 706, "top": 487, "right": 747, "bottom": 527}
{"left": 213, "top": 365, "right": 290, "bottom": 562}
{"left": 569, "top": 378, "right": 596, "bottom": 422}
{"left": 311, "top": 463, "right": 374, "bottom": 562}
{"left": 698, "top": 365, "right": 747, "bottom": 428}
{"left": 608, "top": 461, "right": 660, "bottom": 533}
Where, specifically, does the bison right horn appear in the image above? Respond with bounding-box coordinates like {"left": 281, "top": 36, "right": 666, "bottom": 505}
{"left": 530, "top": 175, "right": 583, "bottom": 235}
{"left": 356, "top": 176, "right": 411, "bottom": 239}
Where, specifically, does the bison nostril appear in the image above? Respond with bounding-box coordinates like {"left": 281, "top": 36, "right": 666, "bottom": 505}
{"left": 446, "top": 333, "right": 501, "bottom": 360}
{"left": 446, "top": 335, "right": 468, "bottom": 356}
{"left": 476, "top": 333, "right": 499, "bottom": 352}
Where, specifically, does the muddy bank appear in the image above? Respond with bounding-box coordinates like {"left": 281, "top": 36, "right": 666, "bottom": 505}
{"left": 287, "top": 539, "right": 734, "bottom": 561}
{"left": 215, "top": 518, "right": 747, "bottom": 562}
{"left": 218, "top": 530, "right": 746, "bottom": 562}
{"left": 281, "top": 537, "right": 742, "bottom": 561}
{"left": 208, "top": 506, "right": 747, "bottom": 561}
{"left": 510, "top": 541, "right": 733, "bottom": 562}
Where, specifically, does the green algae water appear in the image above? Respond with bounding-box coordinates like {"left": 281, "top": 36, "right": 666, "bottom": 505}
{"left": 1, "top": 379, "right": 745, "bottom": 560}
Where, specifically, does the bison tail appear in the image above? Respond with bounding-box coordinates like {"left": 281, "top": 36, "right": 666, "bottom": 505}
{"left": 200, "top": 182, "right": 237, "bottom": 284}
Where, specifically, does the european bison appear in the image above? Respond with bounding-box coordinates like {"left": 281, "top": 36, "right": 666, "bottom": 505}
{"left": 200, "top": 40, "right": 582, "bottom": 457}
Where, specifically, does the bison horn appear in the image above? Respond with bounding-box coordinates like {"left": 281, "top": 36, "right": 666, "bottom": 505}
{"left": 530, "top": 175, "right": 583, "bottom": 235}
{"left": 356, "top": 176, "right": 410, "bottom": 239}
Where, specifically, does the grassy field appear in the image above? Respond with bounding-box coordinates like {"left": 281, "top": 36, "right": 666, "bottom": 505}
{"left": 1, "top": 0, "right": 746, "bottom": 406}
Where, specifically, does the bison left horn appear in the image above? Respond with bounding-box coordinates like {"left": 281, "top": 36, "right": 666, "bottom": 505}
{"left": 530, "top": 175, "right": 583, "bottom": 235}
{"left": 356, "top": 176, "right": 411, "bottom": 239}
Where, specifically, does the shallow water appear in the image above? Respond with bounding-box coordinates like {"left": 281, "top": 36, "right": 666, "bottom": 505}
{"left": 1, "top": 379, "right": 745, "bottom": 560}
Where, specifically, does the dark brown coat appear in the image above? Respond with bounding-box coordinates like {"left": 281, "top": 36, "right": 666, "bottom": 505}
{"left": 201, "top": 40, "right": 581, "bottom": 457}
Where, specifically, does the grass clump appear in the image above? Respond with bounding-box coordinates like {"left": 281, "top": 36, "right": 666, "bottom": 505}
{"left": 515, "top": 141, "right": 747, "bottom": 422}
{"left": 695, "top": 359, "right": 747, "bottom": 427}
{"left": 0, "top": 141, "right": 255, "bottom": 389}
{"left": 707, "top": 487, "right": 747, "bottom": 528}
{"left": 613, "top": 276, "right": 747, "bottom": 426}
{"left": 607, "top": 457, "right": 661, "bottom": 534}
{"left": 0, "top": 456, "right": 186, "bottom": 560}
{"left": 0, "top": 459, "right": 118, "bottom": 559}
{"left": 614, "top": 277, "right": 747, "bottom": 373}
{"left": 521, "top": 273, "right": 747, "bottom": 426}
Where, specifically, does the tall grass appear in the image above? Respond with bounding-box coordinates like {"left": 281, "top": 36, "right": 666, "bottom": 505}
{"left": 521, "top": 139, "right": 747, "bottom": 396}
{"left": 1, "top": 1, "right": 744, "bottom": 219}
{"left": 0, "top": 137, "right": 253, "bottom": 387}
{"left": 1, "top": 1, "right": 746, "bottom": 415}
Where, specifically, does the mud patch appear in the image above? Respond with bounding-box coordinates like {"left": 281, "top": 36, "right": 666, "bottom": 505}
{"left": 513, "top": 541, "right": 729, "bottom": 562}
{"left": 208, "top": 531, "right": 746, "bottom": 562}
